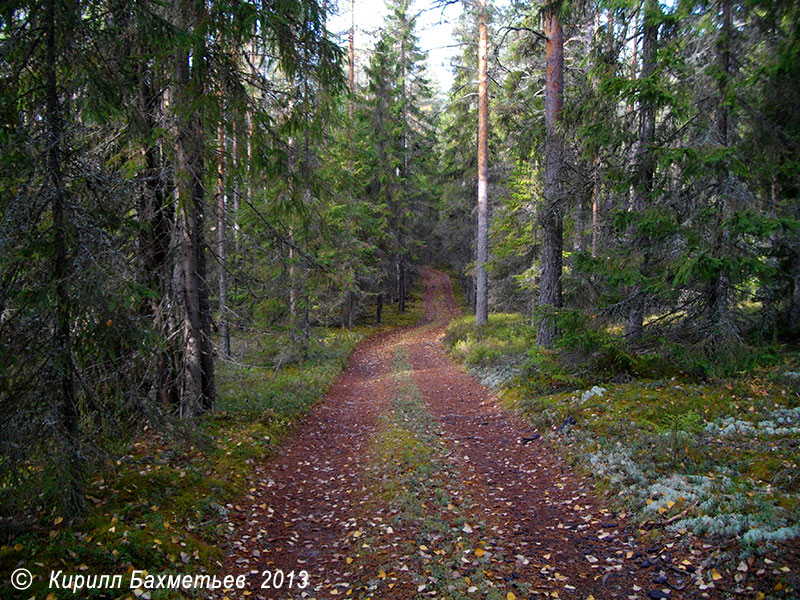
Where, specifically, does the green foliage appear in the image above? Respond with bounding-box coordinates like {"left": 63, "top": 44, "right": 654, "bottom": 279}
{"left": 0, "top": 320, "right": 367, "bottom": 599}
{"left": 446, "top": 309, "right": 800, "bottom": 560}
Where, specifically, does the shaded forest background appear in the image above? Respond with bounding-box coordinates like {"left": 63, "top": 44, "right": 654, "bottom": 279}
{"left": 1, "top": 0, "right": 799, "bottom": 534}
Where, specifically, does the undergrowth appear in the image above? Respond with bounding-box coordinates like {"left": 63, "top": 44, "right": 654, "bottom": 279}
{"left": 445, "top": 311, "right": 800, "bottom": 591}
{"left": 0, "top": 296, "right": 422, "bottom": 600}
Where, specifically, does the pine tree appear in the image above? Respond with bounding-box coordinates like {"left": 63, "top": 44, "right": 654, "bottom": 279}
{"left": 537, "top": 0, "right": 565, "bottom": 347}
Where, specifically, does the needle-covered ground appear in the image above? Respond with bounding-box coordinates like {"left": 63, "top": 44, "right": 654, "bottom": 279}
{"left": 210, "top": 268, "right": 731, "bottom": 600}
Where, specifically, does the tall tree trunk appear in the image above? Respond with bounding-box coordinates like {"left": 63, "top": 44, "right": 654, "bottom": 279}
{"left": 216, "top": 120, "right": 230, "bottom": 358}
{"left": 399, "top": 261, "right": 407, "bottom": 313}
{"left": 45, "top": 0, "right": 84, "bottom": 514}
{"left": 475, "top": 0, "right": 489, "bottom": 326}
{"left": 289, "top": 227, "right": 297, "bottom": 320}
{"left": 625, "top": 0, "right": 658, "bottom": 342}
{"left": 707, "top": 0, "right": 733, "bottom": 336}
{"left": 349, "top": 0, "right": 355, "bottom": 119}
{"left": 399, "top": 37, "right": 408, "bottom": 314}
{"left": 138, "top": 71, "right": 179, "bottom": 407}
{"left": 591, "top": 156, "right": 600, "bottom": 258}
{"left": 537, "top": 1, "right": 565, "bottom": 348}
{"left": 175, "top": 0, "right": 214, "bottom": 416}
{"left": 590, "top": 6, "right": 601, "bottom": 260}
{"left": 231, "top": 113, "right": 240, "bottom": 258}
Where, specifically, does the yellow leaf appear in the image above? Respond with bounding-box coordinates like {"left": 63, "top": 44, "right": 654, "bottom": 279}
{"left": 507, "top": 593, "right": 516, "bottom": 600}
{"left": 666, "top": 500, "right": 676, "bottom": 509}
{"left": 345, "top": 557, "right": 353, "bottom": 564}
{"left": 657, "top": 507, "right": 667, "bottom": 515}
{"left": 711, "top": 568, "right": 722, "bottom": 581}
{"left": 54, "top": 516, "right": 63, "bottom": 525}
{"left": 378, "top": 570, "right": 386, "bottom": 579}
{"left": 474, "top": 548, "right": 485, "bottom": 557}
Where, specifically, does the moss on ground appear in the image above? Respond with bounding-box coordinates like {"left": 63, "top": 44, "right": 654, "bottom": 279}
{"left": 0, "top": 296, "right": 424, "bottom": 600}
{"left": 445, "top": 312, "right": 800, "bottom": 569}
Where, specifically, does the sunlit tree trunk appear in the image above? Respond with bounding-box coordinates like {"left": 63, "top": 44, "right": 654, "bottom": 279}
{"left": 475, "top": 0, "right": 489, "bottom": 326}
{"left": 537, "top": 1, "right": 564, "bottom": 348}
{"left": 349, "top": 0, "right": 355, "bottom": 119}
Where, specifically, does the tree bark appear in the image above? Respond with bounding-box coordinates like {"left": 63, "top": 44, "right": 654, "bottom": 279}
{"left": 138, "top": 70, "right": 179, "bottom": 407}
{"left": 349, "top": 0, "right": 355, "bottom": 119}
{"left": 45, "top": 0, "right": 84, "bottom": 514}
{"left": 216, "top": 120, "right": 230, "bottom": 358}
{"left": 625, "top": 0, "right": 658, "bottom": 342}
{"left": 231, "top": 113, "right": 240, "bottom": 258}
{"left": 175, "top": 0, "right": 215, "bottom": 417}
{"left": 707, "top": 0, "right": 733, "bottom": 335}
{"left": 537, "top": 2, "right": 565, "bottom": 348}
{"left": 591, "top": 156, "right": 599, "bottom": 258}
{"left": 475, "top": 0, "right": 489, "bottom": 326}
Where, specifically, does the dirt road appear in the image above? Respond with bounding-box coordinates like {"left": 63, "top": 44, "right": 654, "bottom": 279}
{"left": 212, "top": 267, "right": 687, "bottom": 600}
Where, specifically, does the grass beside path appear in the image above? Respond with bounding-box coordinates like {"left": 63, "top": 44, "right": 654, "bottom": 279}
{"left": 0, "top": 295, "right": 422, "bottom": 600}
{"left": 445, "top": 312, "right": 800, "bottom": 596}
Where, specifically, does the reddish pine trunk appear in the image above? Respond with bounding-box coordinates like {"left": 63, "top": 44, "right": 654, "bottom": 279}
{"left": 537, "top": 4, "right": 564, "bottom": 348}
{"left": 475, "top": 0, "right": 489, "bottom": 326}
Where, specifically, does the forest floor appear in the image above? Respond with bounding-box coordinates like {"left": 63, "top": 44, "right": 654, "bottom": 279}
{"left": 211, "top": 268, "right": 709, "bottom": 600}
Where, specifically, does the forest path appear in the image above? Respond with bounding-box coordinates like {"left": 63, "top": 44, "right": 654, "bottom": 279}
{"left": 211, "top": 268, "right": 682, "bottom": 600}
